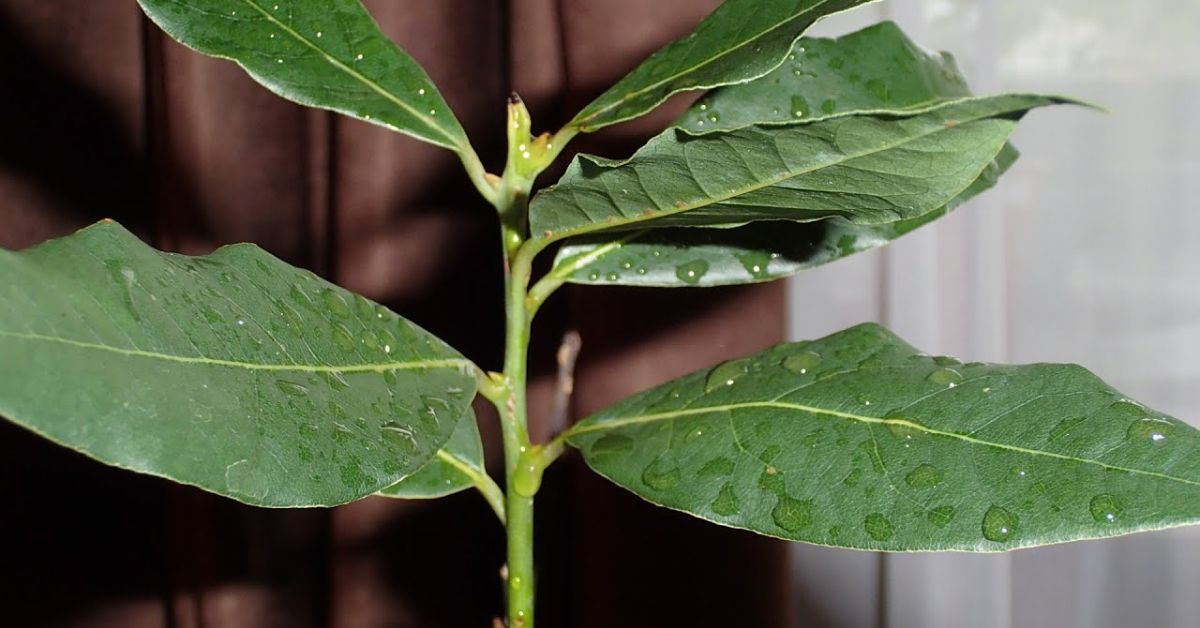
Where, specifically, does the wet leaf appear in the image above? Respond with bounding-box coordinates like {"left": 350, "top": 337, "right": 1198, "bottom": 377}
{"left": 378, "top": 407, "right": 485, "bottom": 499}
{"left": 532, "top": 95, "right": 1074, "bottom": 242}
{"left": 567, "top": 323, "right": 1200, "bottom": 551}
{"left": 568, "top": 0, "right": 876, "bottom": 132}
{"left": 0, "top": 222, "right": 476, "bottom": 507}
{"left": 138, "top": 0, "right": 469, "bottom": 152}
{"left": 677, "top": 21, "right": 974, "bottom": 133}
{"left": 550, "top": 144, "right": 1016, "bottom": 287}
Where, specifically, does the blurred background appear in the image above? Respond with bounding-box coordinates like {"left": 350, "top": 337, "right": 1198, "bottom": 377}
{"left": 791, "top": 2, "right": 1200, "bottom": 627}
{"left": 0, "top": 1, "right": 1195, "bottom": 627}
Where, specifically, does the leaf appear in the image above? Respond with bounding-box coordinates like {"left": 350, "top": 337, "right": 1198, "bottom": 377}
{"left": 677, "top": 21, "right": 974, "bottom": 133}
{"left": 550, "top": 143, "right": 1017, "bottom": 287}
{"left": 567, "top": 323, "right": 1200, "bottom": 551}
{"left": 532, "top": 94, "right": 1073, "bottom": 242}
{"left": 547, "top": 21, "right": 1025, "bottom": 288}
{"left": 137, "top": 0, "right": 468, "bottom": 152}
{"left": 377, "top": 407, "right": 485, "bottom": 499}
{"left": 0, "top": 221, "right": 477, "bottom": 507}
{"left": 568, "top": 0, "right": 877, "bottom": 132}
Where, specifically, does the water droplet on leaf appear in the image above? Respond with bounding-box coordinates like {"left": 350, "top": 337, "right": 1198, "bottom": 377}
{"left": 642, "top": 456, "right": 680, "bottom": 490}
{"left": 704, "top": 358, "right": 751, "bottom": 393}
{"left": 927, "top": 367, "right": 963, "bottom": 387}
{"left": 698, "top": 457, "right": 735, "bottom": 478}
{"left": 842, "top": 468, "right": 862, "bottom": 486}
{"left": 1126, "top": 417, "right": 1171, "bottom": 443}
{"left": 864, "top": 513, "right": 894, "bottom": 541}
{"left": 758, "top": 445, "right": 782, "bottom": 465}
{"left": 790, "top": 95, "right": 811, "bottom": 118}
{"left": 711, "top": 482, "right": 740, "bottom": 516}
{"left": 380, "top": 421, "right": 417, "bottom": 450}
{"left": 1089, "top": 494, "right": 1123, "bottom": 524}
{"left": 675, "top": 259, "right": 710, "bottom": 284}
{"left": 332, "top": 325, "right": 355, "bottom": 350}
{"left": 591, "top": 433, "right": 633, "bottom": 455}
{"left": 982, "top": 505, "right": 1018, "bottom": 542}
{"left": 772, "top": 495, "right": 813, "bottom": 532}
{"left": 1109, "top": 399, "right": 1146, "bottom": 417}
{"left": 904, "top": 463, "right": 943, "bottom": 488}
{"left": 927, "top": 505, "right": 955, "bottom": 528}
{"left": 782, "top": 351, "right": 822, "bottom": 374}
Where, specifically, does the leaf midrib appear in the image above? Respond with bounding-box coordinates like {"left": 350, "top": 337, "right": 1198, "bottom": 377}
{"left": 0, "top": 330, "right": 471, "bottom": 374}
{"left": 567, "top": 400, "right": 1200, "bottom": 488}
{"left": 574, "top": 0, "right": 842, "bottom": 126}
{"left": 545, "top": 99, "right": 1017, "bottom": 241}
{"left": 236, "top": 0, "right": 462, "bottom": 149}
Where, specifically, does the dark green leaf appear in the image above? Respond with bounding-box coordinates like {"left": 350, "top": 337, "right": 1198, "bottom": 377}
{"left": 378, "top": 407, "right": 485, "bottom": 499}
{"left": 550, "top": 144, "right": 1016, "bottom": 287}
{"left": 567, "top": 323, "right": 1200, "bottom": 551}
{"left": 549, "top": 21, "right": 1024, "bottom": 288}
{"left": 568, "top": 0, "right": 876, "bottom": 132}
{"left": 0, "top": 222, "right": 477, "bottom": 507}
{"left": 532, "top": 95, "right": 1072, "bottom": 241}
{"left": 138, "top": 0, "right": 468, "bottom": 151}
{"left": 677, "top": 21, "right": 974, "bottom": 133}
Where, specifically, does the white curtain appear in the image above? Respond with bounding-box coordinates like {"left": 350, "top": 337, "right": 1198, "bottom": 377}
{"left": 787, "top": 1, "right": 1200, "bottom": 626}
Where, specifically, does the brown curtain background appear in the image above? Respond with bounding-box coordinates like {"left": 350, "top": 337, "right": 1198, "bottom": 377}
{"left": 0, "top": 1, "right": 789, "bottom": 626}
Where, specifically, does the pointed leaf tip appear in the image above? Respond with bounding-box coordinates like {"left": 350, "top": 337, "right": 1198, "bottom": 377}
{"left": 0, "top": 221, "right": 477, "bottom": 507}
{"left": 568, "top": 323, "right": 1200, "bottom": 551}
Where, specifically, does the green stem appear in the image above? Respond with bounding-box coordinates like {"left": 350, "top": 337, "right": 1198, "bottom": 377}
{"left": 435, "top": 449, "right": 507, "bottom": 523}
{"left": 482, "top": 96, "right": 580, "bottom": 628}
{"left": 501, "top": 241, "right": 570, "bottom": 627}
{"left": 459, "top": 145, "right": 502, "bottom": 207}
{"left": 501, "top": 242, "right": 536, "bottom": 627}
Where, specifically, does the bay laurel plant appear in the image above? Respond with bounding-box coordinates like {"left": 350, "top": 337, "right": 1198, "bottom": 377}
{"left": 1, "top": 1, "right": 1196, "bottom": 626}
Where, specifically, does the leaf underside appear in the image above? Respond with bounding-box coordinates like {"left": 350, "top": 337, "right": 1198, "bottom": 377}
{"left": 549, "top": 21, "right": 1029, "bottom": 288}
{"left": 378, "top": 406, "right": 485, "bottom": 499}
{"left": 0, "top": 222, "right": 476, "bottom": 507}
{"left": 532, "top": 94, "right": 1070, "bottom": 242}
{"left": 570, "top": 0, "right": 877, "bottom": 132}
{"left": 552, "top": 143, "right": 1017, "bottom": 288}
{"left": 568, "top": 323, "right": 1200, "bottom": 551}
{"left": 676, "top": 21, "right": 974, "bottom": 133}
{"left": 137, "top": 0, "right": 468, "bottom": 151}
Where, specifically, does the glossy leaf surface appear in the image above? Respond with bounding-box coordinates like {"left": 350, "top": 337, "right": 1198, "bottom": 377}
{"left": 551, "top": 142, "right": 1017, "bottom": 288}
{"left": 567, "top": 323, "right": 1200, "bottom": 551}
{"left": 532, "top": 95, "right": 1071, "bottom": 241}
{"left": 378, "top": 407, "right": 485, "bottom": 499}
{"left": 551, "top": 21, "right": 1017, "bottom": 287}
{"left": 677, "top": 21, "right": 973, "bottom": 133}
{"left": 0, "top": 222, "right": 476, "bottom": 507}
{"left": 137, "top": 0, "right": 468, "bottom": 151}
{"left": 568, "top": 0, "right": 876, "bottom": 132}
